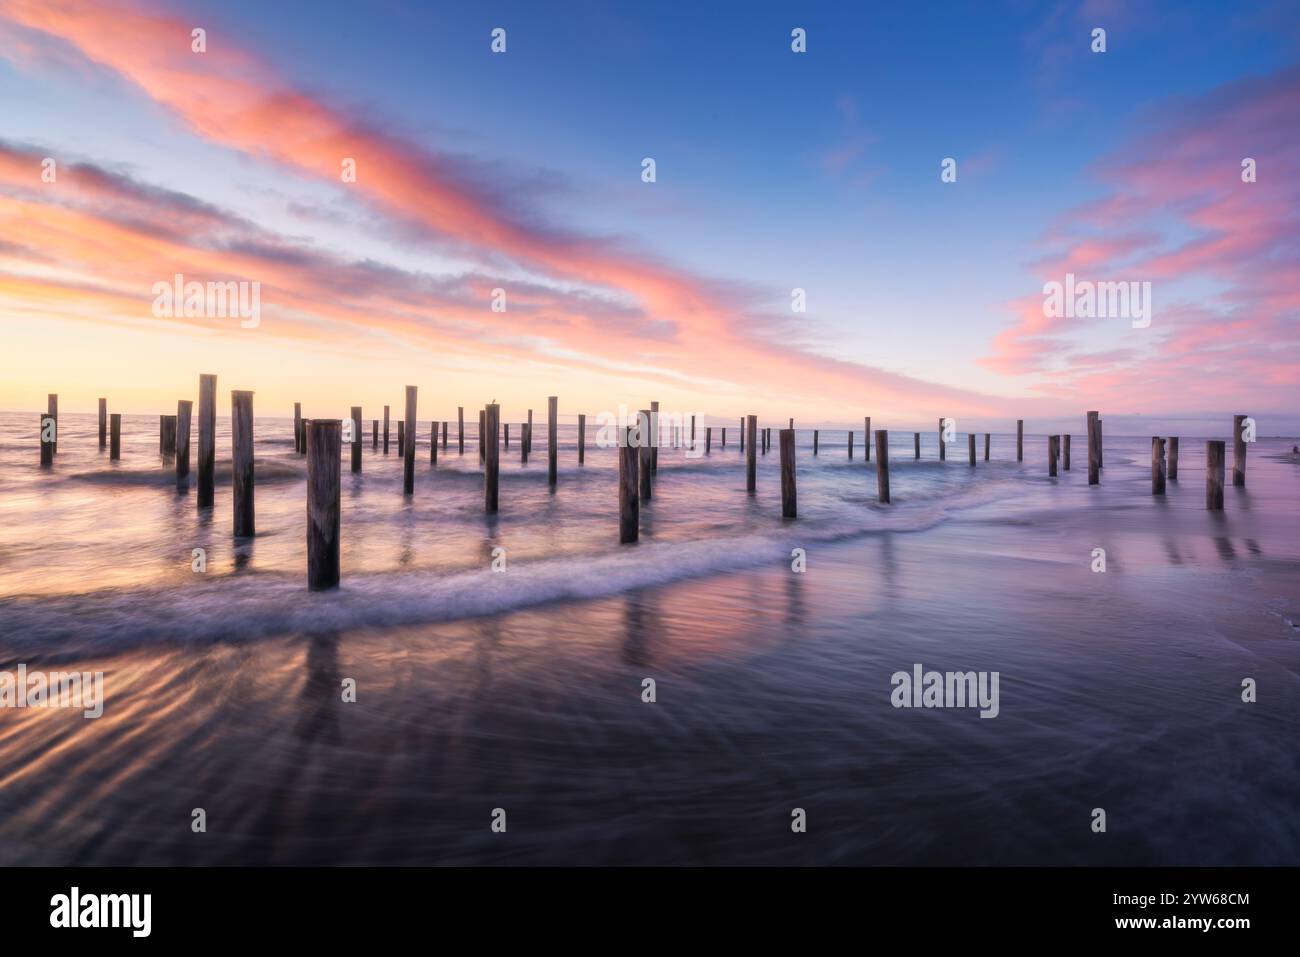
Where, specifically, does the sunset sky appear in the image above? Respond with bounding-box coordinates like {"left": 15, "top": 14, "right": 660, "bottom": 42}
{"left": 1, "top": 0, "right": 1297, "bottom": 430}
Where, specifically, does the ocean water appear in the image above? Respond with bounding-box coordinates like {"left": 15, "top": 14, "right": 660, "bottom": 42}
{"left": 0, "top": 412, "right": 1297, "bottom": 865}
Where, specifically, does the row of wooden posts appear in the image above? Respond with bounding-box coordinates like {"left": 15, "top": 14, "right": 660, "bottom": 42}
{"left": 36, "top": 382, "right": 1252, "bottom": 589}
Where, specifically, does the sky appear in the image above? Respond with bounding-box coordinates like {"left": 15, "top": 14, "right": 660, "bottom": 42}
{"left": 0, "top": 0, "right": 1297, "bottom": 432}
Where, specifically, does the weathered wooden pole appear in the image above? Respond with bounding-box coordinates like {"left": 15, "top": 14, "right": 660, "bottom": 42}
{"left": 350, "top": 406, "right": 362, "bottom": 472}
{"left": 547, "top": 396, "right": 558, "bottom": 485}
{"left": 691, "top": 414, "right": 696, "bottom": 445}
{"left": 1062, "top": 434, "right": 1070, "bottom": 471}
{"left": 231, "top": 390, "right": 255, "bottom": 537}
{"left": 441, "top": 420, "right": 448, "bottom": 450}
{"left": 938, "top": 419, "right": 946, "bottom": 461}
{"left": 746, "top": 414, "right": 758, "bottom": 493}
{"left": 397, "top": 421, "right": 405, "bottom": 457}
{"left": 739, "top": 418, "right": 745, "bottom": 452}
{"left": 197, "top": 374, "right": 216, "bottom": 506}
{"left": 1206, "top": 440, "right": 1225, "bottom": 510}
{"left": 47, "top": 394, "right": 57, "bottom": 454}
{"left": 721, "top": 426, "right": 726, "bottom": 449}
{"left": 650, "top": 401, "right": 659, "bottom": 471}
{"left": 306, "top": 418, "right": 341, "bottom": 591}
{"left": 619, "top": 426, "right": 639, "bottom": 544}
{"left": 294, "top": 402, "right": 303, "bottom": 453}
{"left": 485, "top": 403, "right": 500, "bottom": 512}
{"left": 847, "top": 431, "right": 854, "bottom": 459}
{"left": 159, "top": 414, "right": 165, "bottom": 454}
{"left": 524, "top": 408, "right": 531, "bottom": 457}
{"left": 1151, "top": 437, "right": 1166, "bottom": 494}
{"left": 1232, "top": 414, "right": 1248, "bottom": 486}
{"left": 578, "top": 414, "right": 586, "bottom": 464}
{"left": 403, "top": 386, "right": 417, "bottom": 494}
{"left": 504, "top": 422, "right": 510, "bottom": 449}
{"left": 177, "top": 400, "right": 192, "bottom": 485}
{"left": 706, "top": 426, "right": 712, "bottom": 454}
{"left": 40, "top": 414, "right": 53, "bottom": 468}
{"left": 521, "top": 423, "right": 529, "bottom": 464}
{"left": 968, "top": 433, "right": 976, "bottom": 466}
{"left": 638, "top": 410, "right": 653, "bottom": 501}
{"left": 984, "top": 433, "right": 990, "bottom": 461}
{"left": 1016, "top": 420, "right": 1024, "bottom": 462}
{"left": 779, "top": 429, "right": 797, "bottom": 518}
{"left": 1167, "top": 437, "right": 1178, "bottom": 481}
{"left": 383, "top": 405, "right": 390, "bottom": 454}
{"left": 372, "top": 418, "right": 378, "bottom": 450}
{"left": 914, "top": 432, "right": 920, "bottom": 459}
{"left": 479, "top": 409, "right": 486, "bottom": 465}
{"left": 1086, "top": 411, "right": 1100, "bottom": 485}
{"left": 1048, "top": 435, "right": 1059, "bottom": 477}
{"left": 162, "top": 414, "right": 177, "bottom": 455}
{"left": 430, "top": 421, "right": 439, "bottom": 465}
{"left": 864, "top": 417, "right": 871, "bottom": 462}
{"left": 458, "top": 406, "right": 465, "bottom": 455}
{"left": 813, "top": 430, "right": 819, "bottom": 455}
{"left": 98, "top": 398, "right": 107, "bottom": 448}
{"left": 110, "top": 413, "right": 121, "bottom": 460}
{"left": 876, "top": 429, "right": 890, "bottom": 504}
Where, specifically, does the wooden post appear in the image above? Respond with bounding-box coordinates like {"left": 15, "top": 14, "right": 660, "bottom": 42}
{"left": 1016, "top": 420, "right": 1023, "bottom": 462}
{"left": 306, "top": 418, "right": 341, "bottom": 591}
{"left": 525, "top": 408, "right": 531, "bottom": 457}
{"left": 619, "top": 426, "right": 639, "bottom": 543}
{"left": 706, "top": 426, "right": 712, "bottom": 454}
{"left": 505, "top": 422, "right": 510, "bottom": 449}
{"left": 98, "top": 398, "right": 107, "bottom": 448}
{"left": 110, "top": 413, "right": 121, "bottom": 460}
{"left": 1062, "top": 434, "right": 1070, "bottom": 471}
{"left": 746, "top": 414, "right": 757, "bottom": 493}
{"left": 691, "top": 414, "right": 696, "bottom": 445}
{"left": 430, "top": 422, "right": 439, "bottom": 465}
{"left": 864, "top": 417, "right": 871, "bottom": 462}
{"left": 650, "top": 401, "right": 659, "bottom": 472}
{"left": 1206, "top": 440, "right": 1225, "bottom": 510}
{"left": 722, "top": 426, "right": 726, "bottom": 449}
{"left": 547, "top": 396, "right": 558, "bottom": 485}
{"left": 397, "top": 421, "right": 404, "bottom": 457}
{"left": 1167, "top": 437, "right": 1178, "bottom": 481}
{"left": 1048, "top": 435, "right": 1059, "bottom": 477}
{"left": 813, "top": 430, "right": 819, "bottom": 455}
{"left": 231, "top": 390, "right": 255, "bottom": 537}
{"left": 578, "top": 414, "right": 586, "bottom": 464}
{"left": 162, "top": 414, "right": 177, "bottom": 455}
{"left": 458, "top": 407, "right": 465, "bottom": 455}
{"left": 847, "top": 431, "right": 854, "bottom": 459}
{"left": 350, "top": 406, "right": 362, "bottom": 472}
{"left": 294, "top": 402, "right": 303, "bottom": 454}
{"left": 40, "top": 414, "right": 53, "bottom": 468}
{"left": 383, "top": 405, "right": 390, "bottom": 454}
{"left": 47, "top": 394, "right": 57, "bottom": 454}
{"left": 1086, "top": 411, "right": 1100, "bottom": 485}
{"left": 914, "top": 432, "right": 920, "bottom": 459}
{"left": 876, "top": 429, "right": 890, "bottom": 504}
{"left": 159, "top": 414, "right": 165, "bottom": 454}
{"left": 403, "top": 385, "right": 417, "bottom": 495}
{"left": 372, "top": 418, "right": 378, "bottom": 450}
{"left": 442, "top": 420, "right": 448, "bottom": 450}
{"left": 1151, "top": 437, "right": 1166, "bottom": 494}
{"left": 968, "top": 433, "right": 976, "bottom": 466}
{"left": 984, "top": 433, "right": 990, "bottom": 461}
{"left": 197, "top": 374, "right": 216, "bottom": 506}
{"left": 521, "top": 423, "right": 529, "bottom": 464}
{"left": 739, "top": 418, "right": 745, "bottom": 452}
{"left": 177, "top": 400, "right": 193, "bottom": 484}
{"left": 638, "top": 410, "right": 653, "bottom": 501}
{"left": 1232, "top": 414, "right": 1248, "bottom": 486}
{"left": 479, "top": 409, "right": 486, "bottom": 466}
{"left": 938, "top": 419, "right": 946, "bottom": 461}
{"left": 485, "top": 403, "right": 500, "bottom": 512}
{"left": 1097, "top": 418, "right": 1104, "bottom": 469}
{"left": 779, "top": 429, "right": 796, "bottom": 518}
